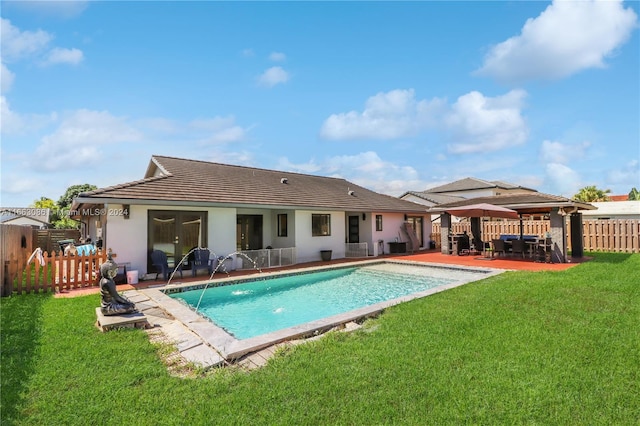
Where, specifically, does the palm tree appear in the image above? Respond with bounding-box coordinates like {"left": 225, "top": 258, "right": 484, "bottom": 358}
{"left": 573, "top": 185, "right": 611, "bottom": 202}
{"left": 629, "top": 187, "right": 640, "bottom": 201}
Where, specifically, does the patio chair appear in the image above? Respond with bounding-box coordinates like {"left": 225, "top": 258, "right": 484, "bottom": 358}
{"left": 511, "top": 239, "right": 526, "bottom": 259}
{"left": 491, "top": 239, "right": 507, "bottom": 258}
{"left": 150, "top": 249, "right": 183, "bottom": 281}
{"left": 190, "top": 248, "right": 214, "bottom": 277}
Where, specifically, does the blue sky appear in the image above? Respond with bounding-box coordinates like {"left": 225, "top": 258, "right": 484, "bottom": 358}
{"left": 1, "top": 0, "right": 639, "bottom": 208}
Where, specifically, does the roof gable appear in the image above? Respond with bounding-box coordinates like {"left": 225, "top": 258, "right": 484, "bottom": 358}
{"left": 0, "top": 208, "right": 51, "bottom": 224}
{"left": 424, "top": 177, "right": 536, "bottom": 194}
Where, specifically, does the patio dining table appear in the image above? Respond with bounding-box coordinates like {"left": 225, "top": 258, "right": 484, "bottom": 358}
{"left": 525, "top": 240, "right": 540, "bottom": 258}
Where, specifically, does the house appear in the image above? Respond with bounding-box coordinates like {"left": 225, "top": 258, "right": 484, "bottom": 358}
{"left": 0, "top": 208, "right": 51, "bottom": 229}
{"left": 581, "top": 200, "right": 640, "bottom": 220}
{"left": 71, "top": 155, "right": 429, "bottom": 277}
{"left": 400, "top": 177, "right": 537, "bottom": 208}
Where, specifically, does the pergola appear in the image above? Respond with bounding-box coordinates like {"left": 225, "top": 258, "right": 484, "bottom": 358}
{"left": 427, "top": 193, "right": 596, "bottom": 262}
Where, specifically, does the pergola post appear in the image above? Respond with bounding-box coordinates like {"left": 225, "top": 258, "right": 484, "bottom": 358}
{"left": 570, "top": 212, "right": 584, "bottom": 258}
{"left": 549, "top": 208, "right": 568, "bottom": 263}
{"left": 440, "top": 213, "right": 451, "bottom": 254}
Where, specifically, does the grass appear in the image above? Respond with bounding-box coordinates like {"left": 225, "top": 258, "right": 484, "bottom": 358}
{"left": 2, "top": 252, "right": 639, "bottom": 425}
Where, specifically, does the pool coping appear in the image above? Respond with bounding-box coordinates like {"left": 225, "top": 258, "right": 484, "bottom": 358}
{"left": 139, "top": 259, "right": 505, "bottom": 363}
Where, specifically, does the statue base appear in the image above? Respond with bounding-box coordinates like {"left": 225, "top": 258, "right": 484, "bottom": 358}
{"left": 95, "top": 308, "right": 150, "bottom": 332}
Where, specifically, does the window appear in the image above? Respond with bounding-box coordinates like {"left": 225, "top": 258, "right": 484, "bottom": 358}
{"left": 312, "top": 214, "right": 331, "bottom": 236}
{"left": 277, "top": 214, "right": 288, "bottom": 237}
{"left": 376, "top": 214, "right": 383, "bottom": 231}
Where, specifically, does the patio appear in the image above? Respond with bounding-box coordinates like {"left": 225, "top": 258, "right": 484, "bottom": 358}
{"left": 55, "top": 249, "right": 585, "bottom": 299}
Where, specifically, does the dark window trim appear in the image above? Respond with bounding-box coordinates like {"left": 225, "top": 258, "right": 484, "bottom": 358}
{"left": 312, "top": 213, "right": 331, "bottom": 236}
{"left": 277, "top": 213, "right": 288, "bottom": 237}
{"left": 376, "top": 214, "right": 383, "bottom": 231}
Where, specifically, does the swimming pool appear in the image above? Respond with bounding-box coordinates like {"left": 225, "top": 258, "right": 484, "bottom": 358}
{"left": 167, "top": 261, "right": 494, "bottom": 340}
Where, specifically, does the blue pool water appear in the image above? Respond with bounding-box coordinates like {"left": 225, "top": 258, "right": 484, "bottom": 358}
{"left": 169, "top": 263, "right": 475, "bottom": 340}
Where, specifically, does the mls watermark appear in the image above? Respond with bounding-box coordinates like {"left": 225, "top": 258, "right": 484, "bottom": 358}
{"left": 67, "top": 208, "right": 129, "bottom": 217}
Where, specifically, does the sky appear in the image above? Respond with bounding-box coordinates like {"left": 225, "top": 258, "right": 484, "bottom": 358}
{"left": 1, "top": 0, "right": 639, "bottom": 208}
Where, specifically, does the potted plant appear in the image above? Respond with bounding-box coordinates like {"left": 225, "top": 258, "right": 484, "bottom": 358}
{"left": 320, "top": 250, "right": 332, "bottom": 261}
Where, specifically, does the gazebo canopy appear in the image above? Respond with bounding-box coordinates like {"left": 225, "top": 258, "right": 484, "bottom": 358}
{"left": 427, "top": 192, "right": 595, "bottom": 216}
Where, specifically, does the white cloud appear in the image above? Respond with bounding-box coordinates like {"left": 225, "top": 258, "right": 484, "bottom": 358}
{"left": 476, "top": 0, "right": 638, "bottom": 83}
{"left": 444, "top": 90, "right": 528, "bottom": 154}
{"left": 278, "top": 151, "right": 426, "bottom": 196}
{"left": 1, "top": 18, "right": 84, "bottom": 69}
{"left": 0, "top": 96, "right": 24, "bottom": 134}
{"left": 189, "top": 116, "right": 249, "bottom": 144}
{"left": 0, "top": 18, "right": 52, "bottom": 62}
{"left": 1, "top": 63, "right": 15, "bottom": 93}
{"left": 34, "top": 110, "right": 143, "bottom": 171}
{"left": 269, "top": 52, "right": 286, "bottom": 62}
{"left": 42, "top": 47, "right": 84, "bottom": 66}
{"left": 241, "top": 48, "right": 254, "bottom": 57}
{"left": 0, "top": 173, "right": 43, "bottom": 194}
{"left": 0, "top": 96, "right": 55, "bottom": 135}
{"left": 257, "top": 66, "right": 290, "bottom": 87}
{"left": 320, "top": 89, "right": 445, "bottom": 140}
{"left": 540, "top": 139, "right": 591, "bottom": 164}
{"left": 202, "top": 150, "right": 257, "bottom": 167}
{"left": 607, "top": 159, "right": 639, "bottom": 187}
{"left": 545, "top": 163, "right": 582, "bottom": 197}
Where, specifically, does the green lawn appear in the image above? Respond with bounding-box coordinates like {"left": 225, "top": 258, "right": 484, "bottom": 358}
{"left": 2, "top": 252, "right": 639, "bottom": 425}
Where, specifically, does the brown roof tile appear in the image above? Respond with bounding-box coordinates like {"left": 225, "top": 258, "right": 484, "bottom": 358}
{"left": 78, "top": 156, "right": 427, "bottom": 213}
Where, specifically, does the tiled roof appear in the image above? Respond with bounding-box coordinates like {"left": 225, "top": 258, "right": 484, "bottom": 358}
{"left": 400, "top": 191, "right": 464, "bottom": 205}
{"left": 427, "top": 193, "right": 596, "bottom": 213}
{"left": 77, "top": 156, "right": 428, "bottom": 213}
{"left": 424, "top": 177, "right": 536, "bottom": 193}
{"left": 609, "top": 195, "right": 629, "bottom": 201}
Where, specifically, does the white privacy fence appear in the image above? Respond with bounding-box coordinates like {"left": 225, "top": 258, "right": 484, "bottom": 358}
{"left": 236, "top": 247, "right": 297, "bottom": 270}
{"left": 345, "top": 242, "right": 368, "bottom": 258}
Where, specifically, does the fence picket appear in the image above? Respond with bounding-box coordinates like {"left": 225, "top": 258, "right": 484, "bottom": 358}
{"left": 6, "top": 249, "right": 107, "bottom": 295}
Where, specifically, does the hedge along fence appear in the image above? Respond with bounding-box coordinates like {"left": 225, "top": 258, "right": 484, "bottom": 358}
{"left": 3, "top": 249, "right": 109, "bottom": 296}
{"left": 431, "top": 219, "right": 640, "bottom": 253}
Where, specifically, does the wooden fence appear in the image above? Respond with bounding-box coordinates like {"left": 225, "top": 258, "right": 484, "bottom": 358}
{"left": 3, "top": 249, "right": 108, "bottom": 295}
{"left": 1, "top": 224, "right": 109, "bottom": 296}
{"left": 1, "top": 224, "right": 34, "bottom": 296}
{"left": 431, "top": 219, "right": 639, "bottom": 253}
{"left": 35, "top": 228, "right": 81, "bottom": 253}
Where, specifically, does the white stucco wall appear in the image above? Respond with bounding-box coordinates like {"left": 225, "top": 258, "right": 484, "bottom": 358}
{"left": 102, "top": 203, "right": 240, "bottom": 275}
{"left": 100, "top": 203, "right": 426, "bottom": 275}
{"left": 271, "top": 209, "right": 296, "bottom": 248}
{"left": 372, "top": 213, "right": 411, "bottom": 255}
{"left": 294, "top": 210, "right": 346, "bottom": 263}
{"left": 581, "top": 201, "right": 640, "bottom": 219}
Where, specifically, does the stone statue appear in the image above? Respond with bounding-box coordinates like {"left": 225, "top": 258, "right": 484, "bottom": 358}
{"left": 99, "top": 253, "right": 136, "bottom": 316}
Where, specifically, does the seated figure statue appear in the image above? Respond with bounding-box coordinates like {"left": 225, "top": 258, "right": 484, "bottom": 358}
{"left": 99, "top": 255, "right": 136, "bottom": 316}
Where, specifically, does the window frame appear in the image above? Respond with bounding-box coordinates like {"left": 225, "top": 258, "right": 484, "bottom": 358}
{"left": 375, "top": 214, "right": 383, "bottom": 231}
{"left": 277, "top": 213, "right": 288, "bottom": 237}
{"left": 311, "top": 213, "right": 331, "bottom": 237}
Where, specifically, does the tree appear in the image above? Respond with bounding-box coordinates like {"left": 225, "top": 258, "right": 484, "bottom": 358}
{"left": 31, "top": 197, "right": 57, "bottom": 211}
{"left": 31, "top": 197, "right": 62, "bottom": 224}
{"left": 57, "top": 184, "right": 97, "bottom": 209}
{"left": 629, "top": 187, "right": 640, "bottom": 201}
{"left": 572, "top": 185, "right": 612, "bottom": 202}
{"left": 31, "top": 184, "right": 97, "bottom": 229}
